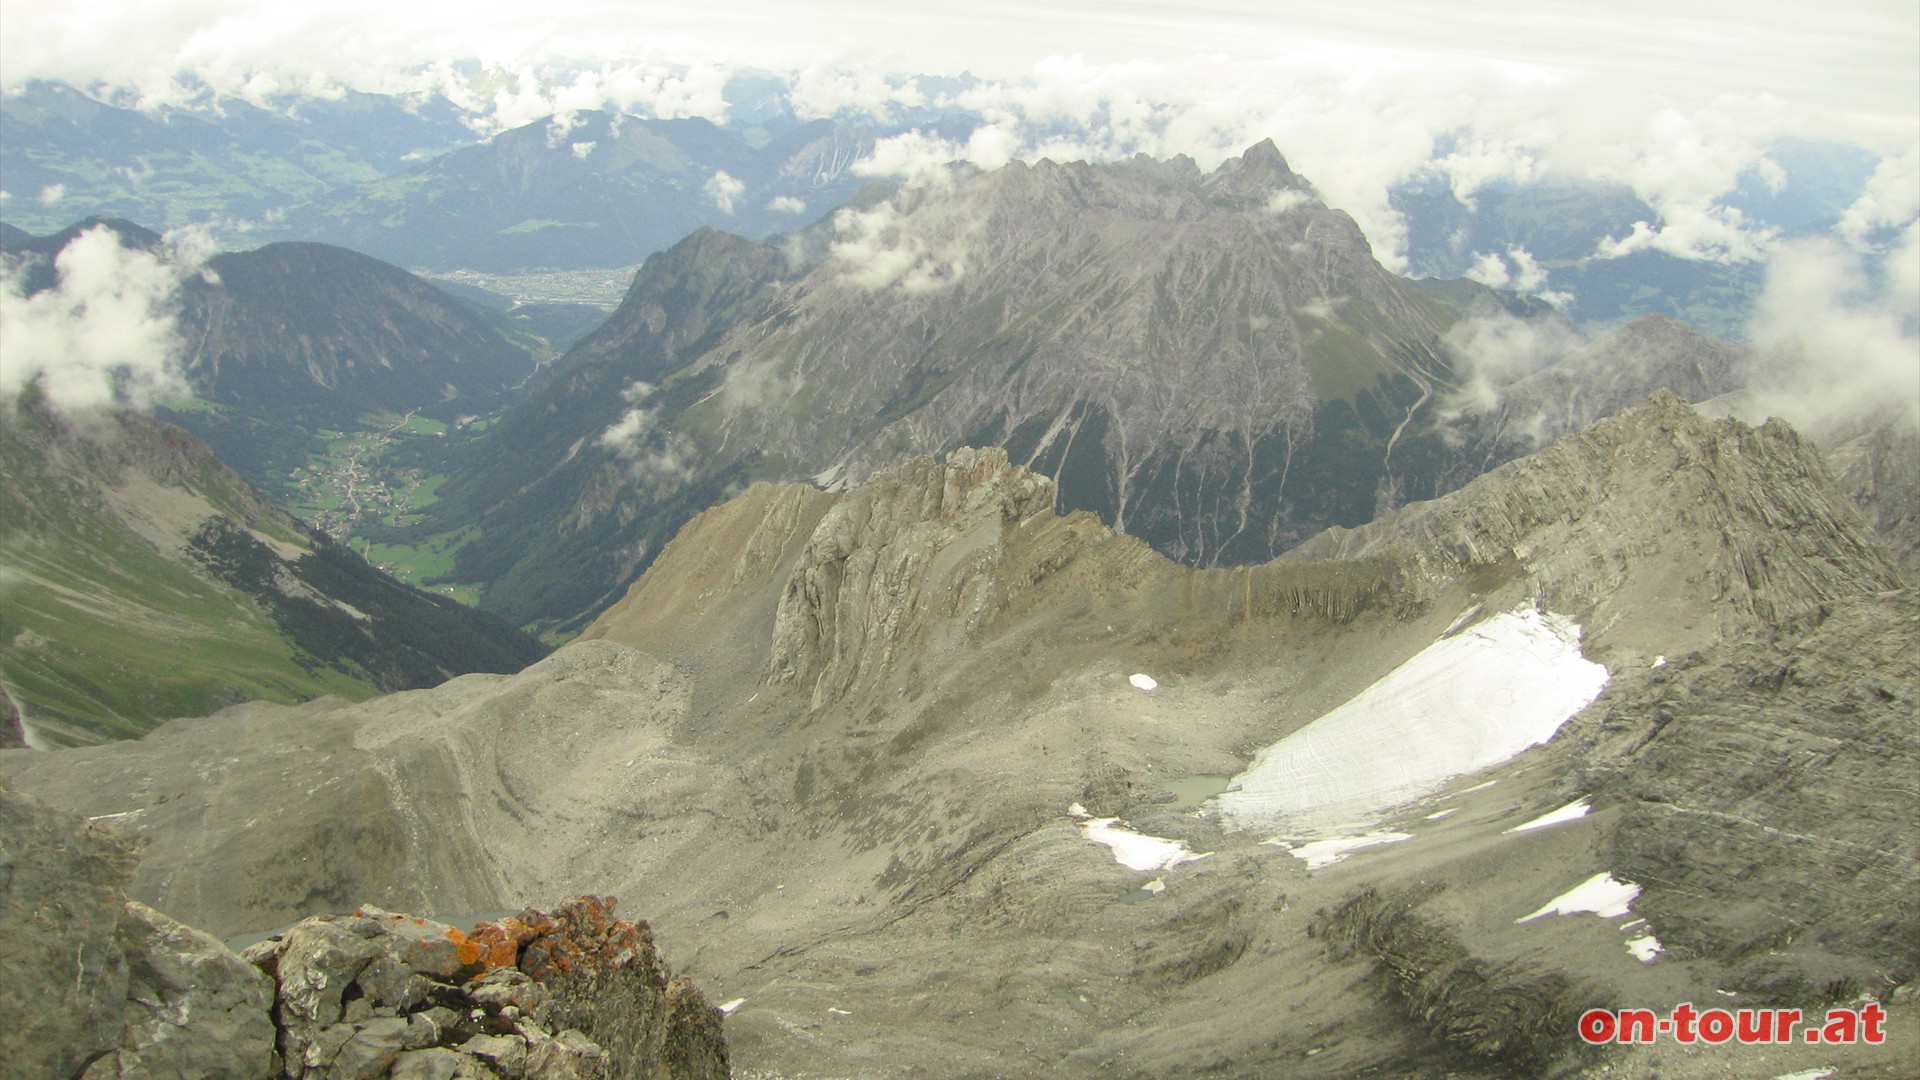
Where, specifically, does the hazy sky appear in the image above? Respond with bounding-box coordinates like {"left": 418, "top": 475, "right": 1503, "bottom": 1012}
{"left": 5, "top": 0, "right": 1916, "bottom": 143}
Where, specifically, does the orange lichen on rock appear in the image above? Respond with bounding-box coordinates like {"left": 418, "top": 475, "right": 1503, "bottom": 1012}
{"left": 444, "top": 924, "right": 523, "bottom": 975}
{"left": 441, "top": 897, "right": 652, "bottom": 985}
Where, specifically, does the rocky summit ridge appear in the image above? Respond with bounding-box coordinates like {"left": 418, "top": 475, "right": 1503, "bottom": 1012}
{"left": 7, "top": 397, "right": 1914, "bottom": 1078}
{"left": 0, "top": 780, "right": 729, "bottom": 1079}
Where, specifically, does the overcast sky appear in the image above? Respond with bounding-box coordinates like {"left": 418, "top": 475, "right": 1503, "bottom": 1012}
{"left": 5, "top": 0, "right": 1916, "bottom": 141}
{"left": 4, "top": 0, "right": 1916, "bottom": 276}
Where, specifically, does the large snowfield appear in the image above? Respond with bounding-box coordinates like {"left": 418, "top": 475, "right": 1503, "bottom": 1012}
{"left": 1214, "top": 606, "right": 1610, "bottom": 834}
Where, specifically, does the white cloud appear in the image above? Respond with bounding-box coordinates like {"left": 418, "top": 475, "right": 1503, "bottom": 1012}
{"left": 1462, "top": 246, "right": 1566, "bottom": 308}
{"left": 789, "top": 60, "right": 923, "bottom": 120}
{"left": 1264, "top": 189, "right": 1310, "bottom": 215}
{"left": 827, "top": 194, "right": 973, "bottom": 293}
{"left": 570, "top": 140, "right": 596, "bottom": 160}
{"left": 704, "top": 170, "right": 746, "bottom": 214}
{"left": 597, "top": 405, "right": 653, "bottom": 450}
{"left": 1741, "top": 231, "right": 1920, "bottom": 433}
{"left": 1464, "top": 251, "right": 1511, "bottom": 289}
{"left": 1839, "top": 145, "right": 1920, "bottom": 247}
{"left": 38, "top": 184, "right": 66, "bottom": 205}
{"left": 0, "top": 226, "right": 190, "bottom": 412}
{"left": 766, "top": 195, "right": 807, "bottom": 214}
{"left": 1439, "top": 309, "right": 1583, "bottom": 416}
{"left": 852, "top": 130, "right": 968, "bottom": 186}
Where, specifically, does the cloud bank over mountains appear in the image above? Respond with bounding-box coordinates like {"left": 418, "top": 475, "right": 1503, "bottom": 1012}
{"left": 6, "top": 2, "right": 1915, "bottom": 279}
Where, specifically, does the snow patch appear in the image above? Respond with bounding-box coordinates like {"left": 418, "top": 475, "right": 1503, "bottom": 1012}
{"left": 717, "top": 998, "right": 745, "bottom": 1015}
{"left": 1771, "top": 1070, "right": 1835, "bottom": 1080}
{"left": 1082, "top": 818, "right": 1210, "bottom": 872}
{"left": 1265, "top": 831, "right": 1411, "bottom": 870}
{"left": 1216, "top": 607, "right": 1608, "bottom": 833}
{"left": 1128, "top": 672, "right": 1158, "bottom": 691}
{"left": 1423, "top": 807, "right": 1459, "bottom": 820}
{"left": 1517, "top": 872, "right": 1641, "bottom": 922}
{"left": 1625, "top": 933, "right": 1663, "bottom": 962}
{"left": 1505, "top": 798, "right": 1592, "bottom": 833}
{"left": 1066, "top": 802, "right": 1090, "bottom": 819}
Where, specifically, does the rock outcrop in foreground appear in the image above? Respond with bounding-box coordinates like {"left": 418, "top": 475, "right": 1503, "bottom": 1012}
{"left": 0, "top": 782, "right": 727, "bottom": 1079}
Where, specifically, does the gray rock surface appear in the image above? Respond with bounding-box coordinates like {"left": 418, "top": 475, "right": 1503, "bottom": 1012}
{"left": 0, "top": 781, "right": 139, "bottom": 1078}
{"left": 244, "top": 897, "right": 726, "bottom": 1080}
{"left": 84, "top": 901, "right": 278, "bottom": 1078}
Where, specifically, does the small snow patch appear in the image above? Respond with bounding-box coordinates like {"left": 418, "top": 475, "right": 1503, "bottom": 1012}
{"left": 1518, "top": 873, "right": 1641, "bottom": 922}
{"left": 1129, "top": 673, "right": 1158, "bottom": 691}
{"left": 1142, "top": 877, "right": 1166, "bottom": 894}
{"left": 1423, "top": 807, "right": 1458, "bottom": 820}
{"left": 718, "top": 998, "right": 745, "bottom": 1015}
{"left": 1067, "top": 802, "right": 1090, "bottom": 819}
{"left": 1083, "top": 818, "right": 1210, "bottom": 872}
{"left": 1652, "top": 655, "right": 1667, "bottom": 668}
{"left": 1266, "top": 831, "right": 1411, "bottom": 870}
{"left": 1505, "top": 798, "right": 1592, "bottom": 833}
{"left": 1772, "top": 1070, "right": 1835, "bottom": 1080}
{"left": 827, "top": 1007, "right": 852, "bottom": 1016}
{"left": 1625, "top": 933, "right": 1663, "bottom": 962}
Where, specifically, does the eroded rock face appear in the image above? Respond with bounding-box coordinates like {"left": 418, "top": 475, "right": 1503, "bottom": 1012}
{"left": 88, "top": 901, "right": 279, "bottom": 1078}
{"left": 247, "top": 896, "right": 728, "bottom": 1080}
{"left": 0, "top": 783, "right": 728, "bottom": 1079}
{"left": 0, "top": 783, "right": 140, "bottom": 1077}
{"left": 768, "top": 446, "right": 1058, "bottom": 706}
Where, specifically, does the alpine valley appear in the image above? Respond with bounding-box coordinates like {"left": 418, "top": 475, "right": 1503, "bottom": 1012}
{"left": 1, "top": 68, "right": 1915, "bottom": 1080}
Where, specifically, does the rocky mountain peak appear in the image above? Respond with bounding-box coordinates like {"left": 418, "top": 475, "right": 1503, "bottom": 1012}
{"left": 767, "top": 448, "right": 1057, "bottom": 706}
{"left": 1200, "top": 137, "right": 1317, "bottom": 210}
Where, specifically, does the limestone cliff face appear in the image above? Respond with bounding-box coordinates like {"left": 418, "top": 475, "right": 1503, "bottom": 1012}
{"left": 767, "top": 447, "right": 1058, "bottom": 707}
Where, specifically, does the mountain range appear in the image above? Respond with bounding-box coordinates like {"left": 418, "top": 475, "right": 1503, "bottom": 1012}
{"left": 419, "top": 143, "right": 1863, "bottom": 637}
{"left": 6, "top": 78, "right": 1893, "bottom": 339}
{"left": 1, "top": 106, "right": 1913, "bottom": 1079}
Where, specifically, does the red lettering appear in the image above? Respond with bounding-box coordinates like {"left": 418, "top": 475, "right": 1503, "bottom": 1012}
{"left": 1862, "top": 1002, "right": 1886, "bottom": 1044}
{"left": 1579, "top": 1009, "right": 1616, "bottom": 1044}
{"left": 1822, "top": 1009, "right": 1858, "bottom": 1044}
{"left": 1737, "top": 1008, "right": 1770, "bottom": 1043}
{"left": 1775, "top": 1008, "right": 1801, "bottom": 1043}
{"left": 1698, "top": 1008, "right": 1734, "bottom": 1044}
{"left": 1671, "top": 1002, "right": 1698, "bottom": 1043}
{"left": 1618, "top": 1008, "right": 1657, "bottom": 1044}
